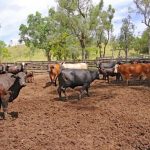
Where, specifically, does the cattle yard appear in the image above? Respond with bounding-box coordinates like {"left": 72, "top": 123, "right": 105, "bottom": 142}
{"left": 0, "top": 73, "right": 150, "bottom": 150}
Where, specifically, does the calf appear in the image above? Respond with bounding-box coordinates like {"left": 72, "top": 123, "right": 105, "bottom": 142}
{"left": 25, "top": 71, "right": 34, "bottom": 83}
{"left": 57, "top": 69, "right": 99, "bottom": 100}
{"left": 98, "top": 61, "right": 122, "bottom": 83}
{"left": 0, "top": 72, "right": 26, "bottom": 119}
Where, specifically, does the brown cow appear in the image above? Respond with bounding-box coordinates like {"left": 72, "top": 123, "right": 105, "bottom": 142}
{"left": 114, "top": 63, "right": 150, "bottom": 85}
{"left": 48, "top": 63, "right": 61, "bottom": 86}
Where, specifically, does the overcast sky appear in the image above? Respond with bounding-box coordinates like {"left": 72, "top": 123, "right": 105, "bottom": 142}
{"left": 0, "top": 0, "right": 146, "bottom": 45}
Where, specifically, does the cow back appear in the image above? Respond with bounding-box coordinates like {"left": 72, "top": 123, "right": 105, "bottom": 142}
{"left": 62, "top": 63, "right": 88, "bottom": 70}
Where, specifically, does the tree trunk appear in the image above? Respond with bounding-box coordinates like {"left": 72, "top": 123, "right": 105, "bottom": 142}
{"left": 112, "top": 49, "right": 114, "bottom": 58}
{"left": 79, "top": 39, "right": 85, "bottom": 61}
{"left": 148, "top": 31, "right": 150, "bottom": 55}
{"left": 125, "top": 47, "right": 128, "bottom": 62}
{"left": 103, "top": 31, "right": 110, "bottom": 58}
{"left": 97, "top": 42, "right": 102, "bottom": 58}
{"left": 103, "top": 42, "right": 107, "bottom": 57}
{"left": 46, "top": 50, "right": 51, "bottom": 61}
{"left": 99, "top": 46, "right": 102, "bottom": 58}
{"left": 118, "top": 49, "right": 121, "bottom": 57}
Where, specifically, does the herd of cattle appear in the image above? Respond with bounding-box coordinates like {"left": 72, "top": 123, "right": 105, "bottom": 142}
{"left": 0, "top": 60, "right": 150, "bottom": 119}
{"left": 48, "top": 61, "right": 150, "bottom": 99}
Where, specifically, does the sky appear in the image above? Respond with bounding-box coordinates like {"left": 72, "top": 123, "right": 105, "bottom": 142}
{"left": 0, "top": 0, "right": 147, "bottom": 45}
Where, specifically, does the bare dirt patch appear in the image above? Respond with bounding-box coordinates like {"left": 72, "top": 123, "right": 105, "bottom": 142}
{"left": 0, "top": 74, "right": 150, "bottom": 150}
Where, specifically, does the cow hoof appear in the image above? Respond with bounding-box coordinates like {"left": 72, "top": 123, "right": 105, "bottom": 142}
{"left": 78, "top": 94, "right": 81, "bottom": 100}
{"left": 3, "top": 113, "right": 8, "bottom": 120}
{"left": 65, "top": 97, "right": 68, "bottom": 100}
{"left": 87, "top": 94, "right": 90, "bottom": 97}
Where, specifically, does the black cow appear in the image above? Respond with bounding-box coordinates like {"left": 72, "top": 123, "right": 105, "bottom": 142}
{"left": 0, "top": 72, "right": 26, "bottom": 119}
{"left": 6, "top": 62, "right": 26, "bottom": 74}
{"left": 57, "top": 69, "right": 99, "bottom": 100}
{"left": 97, "top": 61, "right": 122, "bottom": 83}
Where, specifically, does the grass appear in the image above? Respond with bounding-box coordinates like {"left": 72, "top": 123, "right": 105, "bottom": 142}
{"left": 2, "top": 44, "right": 139, "bottom": 62}
{"left": 3, "top": 45, "right": 47, "bottom": 62}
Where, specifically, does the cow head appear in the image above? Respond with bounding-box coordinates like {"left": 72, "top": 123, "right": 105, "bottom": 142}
{"left": 114, "top": 64, "right": 119, "bottom": 73}
{"left": 12, "top": 72, "right": 26, "bottom": 87}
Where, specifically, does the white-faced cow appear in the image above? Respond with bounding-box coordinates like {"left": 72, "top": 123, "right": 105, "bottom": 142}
{"left": 0, "top": 72, "right": 26, "bottom": 119}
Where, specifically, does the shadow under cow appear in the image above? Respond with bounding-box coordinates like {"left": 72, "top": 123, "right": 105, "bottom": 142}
{"left": 0, "top": 111, "right": 18, "bottom": 120}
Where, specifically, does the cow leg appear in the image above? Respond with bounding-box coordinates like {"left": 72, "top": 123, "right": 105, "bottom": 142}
{"left": 49, "top": 75, "right": 53, "bottom": 84}
{"left": 58, "top": 86, "right": 68, "bottom": 100}
{"left": 0, "top": 99, "right": 2, "bottom": 119}
{"left": 106, "top": 75, "right": 109, "bottom": 83}
{"left": 79, "top": 84, "right": 89, "bottom": 100}
{"left": 85, "top": 86, "right": 90, "bottom": 97}
{"left": 116, "top": 73, "right": 121, "bottom": 83}
{"left": 54, "top": 76, "right": 58, "bottom": 86}
{"left": 0, "top": 99, "right": 1, "bottom": 111}
{"left": 57, "top": 86, "right": 62, "bottom": 99}
{"left": 1, "top": 95, "right": 9, "bottom": 119}
{"left": 62, "top": 88, "right": 68, "bottom": 100}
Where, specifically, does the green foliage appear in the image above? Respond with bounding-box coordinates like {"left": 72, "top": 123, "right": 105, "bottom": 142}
{"left": 16, "top": 0, "right": 147, "bottom": 61}
{"left": 0, "top": 41, "right": 10, "bottom": 62}
{"left": 133, "top": 28, "right": 149, "bottom": 54}
{"left": 134, "top": 0, "right": 150, "bottom": 54}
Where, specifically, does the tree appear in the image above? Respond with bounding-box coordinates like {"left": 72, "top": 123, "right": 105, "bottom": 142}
{"left": 0, "top": 41, "right": 9, "bottom": 62}
{"left": 133, "top": 28, "right": 149, "bottom": 54}
{"left": 19, "top": 9, "right": 67, "bottom": 61}
{"left": 101, "top": 5, "right": 115, "bottom": 57}
{"left": 57, "top": 0, "right": 94, "bottom": 61}
{"left": 134, "top": 0, "right": 150, "bottom": 55}
{"left": 90, "top": 0, "right": 104, "bottom": 58}
{"left": 90, "top": 0, "right": 115, "bottom": 58}
{"left": 118, "top": 15, "right": 134, "bottom": 60}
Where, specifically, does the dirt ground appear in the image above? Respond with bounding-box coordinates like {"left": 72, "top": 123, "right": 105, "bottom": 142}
{"left": 0, "top": 74, "right": 150, "bottom": 150}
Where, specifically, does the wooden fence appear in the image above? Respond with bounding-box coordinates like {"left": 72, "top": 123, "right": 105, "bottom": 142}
{"left": 4, "top": 57, "right": 150, "bottom": 73}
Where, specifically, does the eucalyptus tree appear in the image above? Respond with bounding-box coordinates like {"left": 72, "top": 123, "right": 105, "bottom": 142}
{"left": 118, "top": 15, "right": 134, "bottom": 60}
{"left": 103, "top": 5, "right": 115, "bottom": 57}
{"left": 90, "top": 0, "right": 115, "bottom": 58}
{"left": 57, "top": 0, "right": 94, "bottom": 61}
{"left": 90, "top": 0, "right": 104, "bottom": 58}
{"left": 134, "top": 0, "right": 150, "bottom": 55}
{"left": 19, "top": 9, "right": 66, "bottom": 61}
